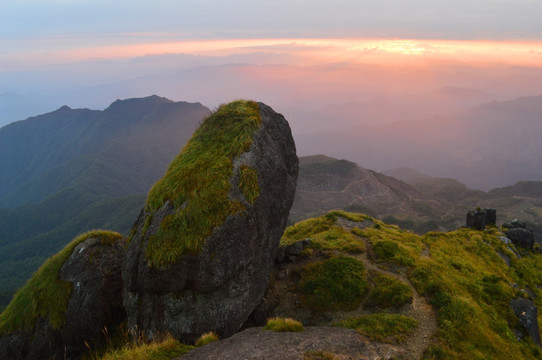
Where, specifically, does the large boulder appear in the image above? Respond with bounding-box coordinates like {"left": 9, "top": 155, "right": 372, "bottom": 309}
{"left": 0, "top": 231, "right": 126, "bottom": 360}
{"left": 122, "top": 101, "right": 298, "bottom": 342}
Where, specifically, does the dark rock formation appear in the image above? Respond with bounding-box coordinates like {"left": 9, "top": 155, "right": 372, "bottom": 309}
{"left": 0, "top": 232, "right": 126, "bottom": 360}
{"left": 466, "top": 208, "right": 496, "bottom": 230}
{"left": 503, "top": 219, "right": 535, "bottom": 250}
{"left": 122, "top": 101, "right": 298, "bottom": 342}
{"left": 505, "top": 228, "right": 535, "bottom": 250}
{"left": 510, "top": 298, "right": 542, "bottom": 347}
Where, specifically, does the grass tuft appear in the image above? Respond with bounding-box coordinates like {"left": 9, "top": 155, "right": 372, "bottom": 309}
{"left": 194, "top": 331, "right": 219, "bottom": 347}
{"left": 301, "top": 256, "right": 367, "bottom": 312}
{"left": 97, "top": 334, "right": 193, "bottom": 360}
{"left": 0, "top": 230, "right": 123, "bottom": 335}
{"left": 143, "top": 100, "right": 261, "bottom": 267}
{"left": 264, "top": 317, "right": 304, "bottom": 332}
{"left": 335, "top": 313, "right": 418, "bottom": 343}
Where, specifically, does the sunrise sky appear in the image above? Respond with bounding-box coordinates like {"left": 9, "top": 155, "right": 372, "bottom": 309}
{"left": 2, "top": 0, "right": 542, "bottom": 68}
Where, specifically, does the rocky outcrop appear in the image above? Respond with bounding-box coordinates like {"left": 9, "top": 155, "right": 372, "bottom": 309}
{"left": 466, "top": 208, "right": 496, "bottom": 230}
{"left": 510, "top": 298, "right": 541, "bottom": 347}
{"left": 503, "top": 219, "right": 535, "bottom": 250}
{"left": 122, "top": 101, "right": 298, "bottom": 342}
{"left": 177, "top": 326, "right": 407, "bottom": 360}
{"left": 0, "top": 231, "right": 126, "bottom": 360}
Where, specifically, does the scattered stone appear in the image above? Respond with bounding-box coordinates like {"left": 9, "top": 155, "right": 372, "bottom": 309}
{"left": 510, "top": 298, "right": 542, "bottom": 347}
{"left": 466, "top": 208, "right": 496, "bottom": 230}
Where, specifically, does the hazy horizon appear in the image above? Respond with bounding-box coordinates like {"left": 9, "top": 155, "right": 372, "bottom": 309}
{"left": 2, "top": 1, "right": 542, "bottom": 189}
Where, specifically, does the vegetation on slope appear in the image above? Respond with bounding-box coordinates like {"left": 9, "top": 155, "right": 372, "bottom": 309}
{"left": 281, "top": 210, "right": 368, "bottom": 253}
{"left": 0, "top": 230, "right": 123, "bottom": 335}
{"left": 144, "top": 100, "right": 262, "bottom": 267}
{"left": 336, "top": 313, "right": 418, "bottom": 343}
{"left": 301, "top": 255, "right": 368, "bottom": 312}
{"left": 366, "top": 273, "right": 412, "bottom": 309}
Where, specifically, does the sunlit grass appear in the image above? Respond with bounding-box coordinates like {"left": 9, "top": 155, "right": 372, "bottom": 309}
{"left": 143, "top": 100, "right": 262, "bottom": 267}
{"left": 264, "top": 317, "right": 304, "bottom": 332}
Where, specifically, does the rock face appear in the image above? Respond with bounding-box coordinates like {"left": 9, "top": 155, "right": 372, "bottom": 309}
{"left": 0, "top": 232, "right": 126, "bottom": 360}
{"left": 122, "top": 101, "right": 298, "bottom": 342}
{"left": 466, "top": 208, "right": 496, "bottom": 230}
{"left": 510, "top": 298, "right": 542, "bottom": 347}
{"left": 504, "top": 219, "right": 535, "bottom": 250}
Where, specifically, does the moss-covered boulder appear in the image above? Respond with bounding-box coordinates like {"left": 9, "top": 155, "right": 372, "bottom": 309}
{"left": 0, "top": 230, "right": 126, "bottom": 360}
{"left": 122, "top": 101, "right": 298, "bottom": 342}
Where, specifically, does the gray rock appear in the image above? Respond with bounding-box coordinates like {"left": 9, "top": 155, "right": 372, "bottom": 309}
{"left": 123, "top": 102, "right": 298, "bottom": 342}
{"left": 466, "top": 208, "right": 496, "bottom": 230}
{"left": 0, "top": 234, "right": 126, "bottom": 360}
{"left": 510, "top": 298, "right": 541, "bottom": 347}
{"left": 505, "top": 228, "right": 534, "bottom": 250}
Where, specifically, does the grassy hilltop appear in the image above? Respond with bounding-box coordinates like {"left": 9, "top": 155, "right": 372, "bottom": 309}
{"left": 76, "top": 211, "right": 542, "bottom": 359}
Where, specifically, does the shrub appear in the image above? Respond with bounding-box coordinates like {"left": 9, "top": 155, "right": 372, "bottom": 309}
{"left": 366, "top": 273, "right": 412, "bottom": 308}
{"left": 264, "top": 317, "right": 304, "bottom": 332}
{"left": 301, "top": 256, "right": 368, "bottom": 312}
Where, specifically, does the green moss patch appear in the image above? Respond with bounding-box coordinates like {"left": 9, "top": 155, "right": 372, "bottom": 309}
{"left": 238, "top": 164, "right": 259, "bottom": 204}
{"left": 0, "top": 230, "right": 123, "bottom": 335}
{"left": 366, "top": 273, "right": 412, "bottom": 308}
{"left": 143, "top": 100, "right": 261, "bottom": 267}
{"left": 264, "top": 317, "right": 304, "bottom": 332}
{"left": 335, "top": 313, "right": 418, "bottom": 343}
{"left": 281, "top": 211, "right": 366, "bottom": 253}
{"left": 301, "top": 256, "right": 368, "bottom": 312}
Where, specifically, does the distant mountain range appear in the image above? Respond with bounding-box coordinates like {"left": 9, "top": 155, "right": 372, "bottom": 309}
{"left": 2, "top": 95, "right": 542, "bottom": 311}
{"left": 297, "top": 95, "right": 542, "bottom": 190}
{"left": 291, "top": 155, "right": 542, "bottom": 237}
{"left": 0, "top": 96, "right": 210, "bottom": 307}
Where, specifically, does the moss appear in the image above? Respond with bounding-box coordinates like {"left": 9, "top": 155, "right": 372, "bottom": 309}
{"left": 335, "top": 313, "right": 418, "bottom": 343}
{"left": 238, "top": 164, "right": 259, "bottom": 204}
{"left": 366, "top": 273, "right": 412, "bottom": 308}
{"left": 194, "top": 332, "right": 219, "bottom": 347}
{"left": 0, "top": 230, "right": 123, "bottom": 335}
{"left": 281, "top": 212, "right": 365, "bottom": 253}
{"left": 263, "top": 317, "right": 304, "bottom": 332}
{"left": 143, "top": 100, "right": 262, "bottom": 267}
{"left": 301, "top": 256, "right": 367, "bottom": 312}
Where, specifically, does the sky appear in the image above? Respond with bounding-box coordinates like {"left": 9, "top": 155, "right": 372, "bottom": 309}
{"left": 2, "top": 0, "right": 542, "bottom": 187}
{"left": 2, "top": 0, "right": 542, "bottom": 68}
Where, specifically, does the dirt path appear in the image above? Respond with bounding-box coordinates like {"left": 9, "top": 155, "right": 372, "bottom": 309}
{"left": 357, "top": 240, "right": 438, "bottom": 360}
